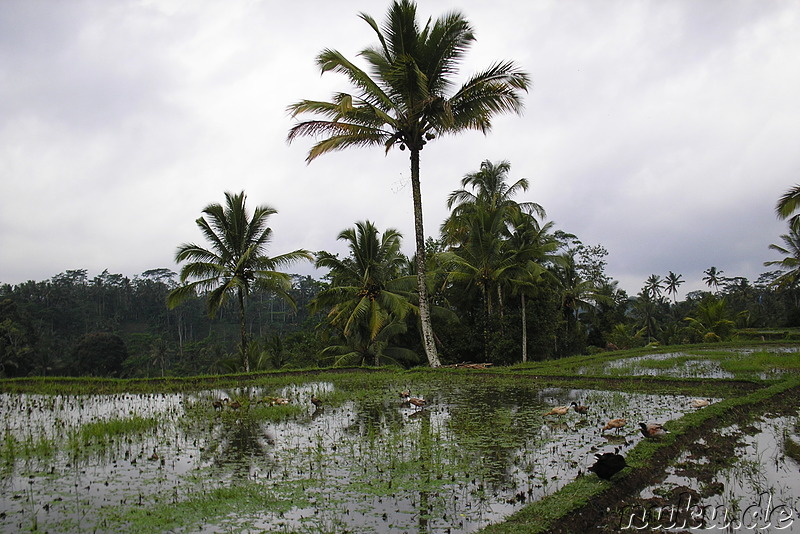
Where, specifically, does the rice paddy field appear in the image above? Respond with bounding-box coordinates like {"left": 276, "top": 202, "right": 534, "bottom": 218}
{"left": 1, "top": 343, "right": 799, "bottom": 533}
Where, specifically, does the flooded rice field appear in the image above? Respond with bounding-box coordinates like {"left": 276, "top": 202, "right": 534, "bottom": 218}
{"left": 0, "top": 378, "right": 710, "bottom": 533}
{"left": 598, "top": 411, "right": 800, "bottom": 532}
{"left": 577, "top": 346, "right": 800, "bottom": 380}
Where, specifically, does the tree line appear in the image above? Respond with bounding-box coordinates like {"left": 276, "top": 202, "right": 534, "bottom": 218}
{"left": 1, "top": 165, "right": 797, "bottom": 377}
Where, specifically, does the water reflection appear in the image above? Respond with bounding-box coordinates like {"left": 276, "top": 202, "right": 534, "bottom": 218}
{"left": 0, "top": 378, "right": 708, "bottom": 533}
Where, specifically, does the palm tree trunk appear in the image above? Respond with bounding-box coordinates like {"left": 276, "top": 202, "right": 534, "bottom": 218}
{"left": 238, "top": 288, "right": 249, "bottom": 373}
{"left": 521, "top": 293, "right": 528, "bottom": 363}
{"left": 482, "top": 285, "right": 489, "bottom": 361}
{"left": 410, "top": 149, "right": 441, "bottom": 368}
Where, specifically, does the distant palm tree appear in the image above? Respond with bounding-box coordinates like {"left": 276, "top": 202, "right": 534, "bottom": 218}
{"left": 287, "top": 0, "right": 530, "bottom": 367}
{"left": 703, "top": 266, "right": 725, "bottom": 293}
{"left": 554, "top": 252, "right": 612, "bottom": 346}
{"left": 776, "top": 184, "right": 800, "bottom": 230}
{"left": 764, "top": 227, "right": 800, "bottom": 290}
{"left": 643, "top": 274, "right": 663, "bottom": 301}
{"left": 663, "top": 271, "right": 684, "bottom": 303}
{"left": 167, "top": 191, "right": 312, "bottom": 372}
{"left": 633, "top": 292, "right": 659, "bottom": 343}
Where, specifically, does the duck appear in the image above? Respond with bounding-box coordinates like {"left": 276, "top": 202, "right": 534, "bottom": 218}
{"left": 691, "top": 398, "right": 711, "bottom": 408}
{"left": 311, "top": 395, "right": 322, "bottom": 408}
{"left": 400, "top": 390, "right": 410, "bottom": 399}
{"left": 588, "top": 449, "right": 628, "bottom": 480}
{"left": 602, "top": 418, "right": 627, "bottom": 434}
{"left": 639, "top": 422, "right": 669, "bottom": 438}
{"left": 544, "top": 405, "right": 569, "bottom": 417}
{"left": 148, "top": 448, "right": 159, "bottom": 461}
{"left": 408, "top": 397, "right": 426, "bottom": 410}
{"left": 228, "top": 400, "right": 242, "bottom": 410}
{"left": 212, "top": 399, "right": 224, "bottom": 411}
{"left": 570, "top": 401, "right": 589, "bottom": 415}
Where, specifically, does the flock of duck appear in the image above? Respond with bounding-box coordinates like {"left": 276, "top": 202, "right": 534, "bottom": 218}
{"left": 543, "top": 398, "right": 713, "bottom": 480}
{"left": 209, "top": 390, "right": 712, "bottom": 482}
{"left": 211, "top": 395, "right": 292, "bottom": 411}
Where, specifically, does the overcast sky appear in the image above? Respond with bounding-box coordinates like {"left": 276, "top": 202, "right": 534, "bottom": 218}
{"left": 1, "top": 0, "right": 798, "bottom": 299}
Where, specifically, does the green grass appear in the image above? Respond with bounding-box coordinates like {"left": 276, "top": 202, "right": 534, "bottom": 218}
{"left": 82, "top": 479, "right": 312, "bottom": 534}
{"left": 77, "top": 414, "right": 159, "bottom": 443}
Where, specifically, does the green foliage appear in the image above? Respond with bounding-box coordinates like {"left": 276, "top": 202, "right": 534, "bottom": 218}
{"left": 288, "top": 1, "right": 530, "bottom": 368}
{"left": 70, "top": 332, "right": 129, "bottom": 376}
{"left": 167, "top": 191, "right": 312, "bottom": 372}
{"left": 0, "top": 298, "right": 37, "bottom": 377}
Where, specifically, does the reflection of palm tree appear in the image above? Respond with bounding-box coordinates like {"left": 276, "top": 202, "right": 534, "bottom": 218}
{"left": 167, "top": 191, "right": 311, "bottom": 371}
{"left": 287, "top": 1, "right": 530, "bottom": 367}
{"left": 197, "top": 394, "right": 276, "bottom": 478}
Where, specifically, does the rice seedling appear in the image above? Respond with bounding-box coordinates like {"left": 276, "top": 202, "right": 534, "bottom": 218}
{"left": 0, "top": 348, "right": 796, "bottom": 533}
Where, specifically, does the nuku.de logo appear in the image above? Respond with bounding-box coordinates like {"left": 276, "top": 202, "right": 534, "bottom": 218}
{"left": 619, "top": 491, "right": 795, "bottom": 530}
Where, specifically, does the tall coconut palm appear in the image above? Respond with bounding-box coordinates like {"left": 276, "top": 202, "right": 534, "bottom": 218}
{"left": 554, "top": 251, "right": 612, "bottom": 352}
{"left": 312, "top": 221, "right": 416, "bottom": 366}
{"left": 442, "top": 159, "right": 544, "bottom": 244}
{"left": 633, "top": 292, "right": 659, "bottom": 343}
{"left": 167, "top": 191, "right": 312, "bottom": 372}
{"left": 442, "top": 159, "right": 544, "bottom": 318}
{"left": 287, "top": 1, "right": 530, "bottom": 367}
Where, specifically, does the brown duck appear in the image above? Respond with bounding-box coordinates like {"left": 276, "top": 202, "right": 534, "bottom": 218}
{"left": 602, "top": 418, "right": 627, "bottom": 434}
{"left": 639, "top": 422, "right": 669, "bottom": 438}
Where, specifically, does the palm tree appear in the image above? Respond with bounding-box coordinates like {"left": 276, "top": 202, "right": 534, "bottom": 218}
{"left": 764, "top": 227, "right": 800, "bottom": 290}
{"left": 312, "top": 221, "right": 417, "bottom": 366}
{"left": 663, "top": 271, "right": 684, "bottom": 303}
{"left": 167, "top": 191, "right": 312, "bottom": 372}
{"left": 506, "top": 214, "right": 559, "bottom": 362}
{"left": 703, "top": 266, "right": 725, "bottom": 293}
{"left": 643, "top": 274, "right": 664, "bottom": 301}
{"left": 776, "top": 184, "right": 800, "bottom": 230}
{"left": 442, "top": 159, "right": 544, "bottom": 317}
{"left": 442, "top": 159, "right": 544, "bottom": 244}
{"left": 684, "top": 297, "right": 737, "bottom": 341}
{"left": 632, "top": 292, "right": 659, "bottom": 344}
{"left": 554, "top": 251, "right": 612, "bottom": 353}
{"left": 287, "top": 1, "right": 530, "bottom": 367}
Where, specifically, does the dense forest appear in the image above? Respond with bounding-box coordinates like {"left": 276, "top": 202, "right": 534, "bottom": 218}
{"left": 2, "top": 162, "right": 798, "bottom": 378}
